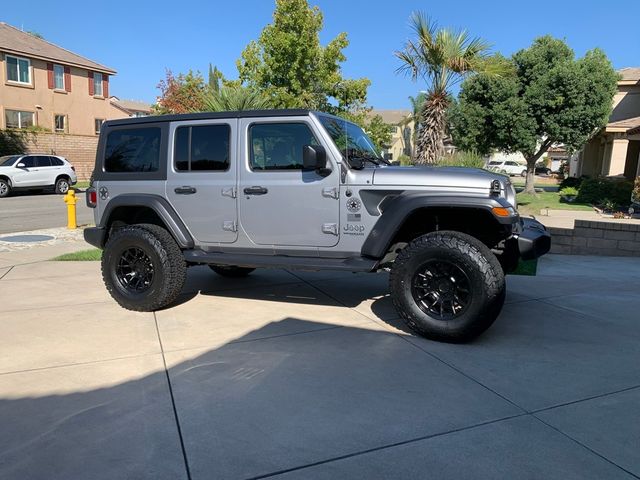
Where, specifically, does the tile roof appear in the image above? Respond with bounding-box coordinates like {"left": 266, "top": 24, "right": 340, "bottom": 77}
{"left": 618, "top": 67, "right": 640, "bottom": 82}
{"left": 0, "top": 22, "right": 116, "bottom": 74}
{"left": 607, "top": 115, "right": 640, "bottom": 131}
{"left": 111, "top": 98, "right": 152, "bottom": 113}
{"left": 369, "top": 109, "right": 411, "bottom": 125}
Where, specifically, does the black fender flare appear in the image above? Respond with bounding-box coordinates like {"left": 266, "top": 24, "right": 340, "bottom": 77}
{"left": 100, "top": 194, "right": 194, "bottom": 249}
{"left": 360, "top": 193, "right": 517, "bottom": 259}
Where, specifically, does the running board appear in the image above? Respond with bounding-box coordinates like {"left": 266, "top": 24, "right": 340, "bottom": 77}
{"left": 183, "top": 250, "right": 378, "bottom": 272}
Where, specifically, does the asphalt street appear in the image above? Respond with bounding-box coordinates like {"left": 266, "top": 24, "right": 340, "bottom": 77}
{"left": 0, "top": 191, "right": 94, "bottom": 234}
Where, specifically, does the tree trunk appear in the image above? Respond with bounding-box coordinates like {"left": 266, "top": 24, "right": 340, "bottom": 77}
{"left": 524, "top": 158, "right": 537, "bottom": 195}
{"left": 416, "top": 92, "right": 449, "bottom": 165}
{"left": 523, "top": 141, "right": 553, "bottom": 195}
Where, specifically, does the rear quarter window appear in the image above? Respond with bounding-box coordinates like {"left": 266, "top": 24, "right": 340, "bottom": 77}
{"left": 104, "top": 127, "right": 161, "bottom": 172}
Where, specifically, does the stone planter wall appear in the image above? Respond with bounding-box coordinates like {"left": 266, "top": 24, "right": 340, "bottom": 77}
{"left": 549, "top": 220, "right": 640, "bottom": 256}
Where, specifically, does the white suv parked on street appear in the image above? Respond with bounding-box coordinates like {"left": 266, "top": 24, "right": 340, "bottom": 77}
{"left": 486, "top": 160, "right": 528, "bottom": 177}
{"left": 0, "top": 154, "right": 77, "bottom": 197}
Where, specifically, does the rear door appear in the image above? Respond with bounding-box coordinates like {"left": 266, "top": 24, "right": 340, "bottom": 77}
{"left": 165, "top": 119, "right": 238, "bottom": 244}
{"left": 238, "top": 117, "right": 340, "bottom": 247}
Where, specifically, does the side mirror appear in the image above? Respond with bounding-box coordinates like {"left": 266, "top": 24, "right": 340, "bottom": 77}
{"left": 302, "top": 145, "right": 330, "bottom": 176}
{"left": 16, "top": 163, "right": 26, "bottom": 168}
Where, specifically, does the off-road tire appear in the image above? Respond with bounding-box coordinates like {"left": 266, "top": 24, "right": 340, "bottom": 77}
{"left": 55, "top": 176, "right": 70, "bottom": 194}
{"left": 209, "top": 265, "right": 256, "bottom": 277}
{"left": 0, "top": 179, "right": 10, "bottom": 198}
{"left": 389, "top": 231, "right": 505, "bottom": 343}
{"left": 102, "top": 224, "right": 186, "bottom": 311}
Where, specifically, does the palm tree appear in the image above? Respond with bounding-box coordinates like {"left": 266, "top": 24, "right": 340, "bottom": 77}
{"left": 395, "top": 12, "right": 509, "bottom": 164}
{"left": 406, "top": 92, "right": 427, "bottom": 160}
{"left": 201, "top": 85, "right": 272, "bottom": 112}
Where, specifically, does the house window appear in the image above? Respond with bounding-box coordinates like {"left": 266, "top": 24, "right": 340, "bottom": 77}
{"left": 6, "top": 55, "right": 31, "bottom": 84}
{"left": 54, "top": 114, "right": 67, "bottom": 133}
{"left": 94, "top": 118, "right": 104, "bottom": 135}
{"left": 5, "top": 110, "right": 34, "bottom": 129}
{"left": 93, "top": 73, "right": 103, "bottom": 96}
{"left": 54, "top": 64, "right": 64, "bottom": 90}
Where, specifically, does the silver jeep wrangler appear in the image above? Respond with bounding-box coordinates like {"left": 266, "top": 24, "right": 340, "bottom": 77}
{"left": 84, "top": 109, "right": 550, "bottom": 342}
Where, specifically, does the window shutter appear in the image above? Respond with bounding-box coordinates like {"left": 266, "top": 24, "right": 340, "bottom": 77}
{"left": 88, "top": 71, "right": 94, "bottom": 96}
{"left": 64, "top": 66, "right": 71, "bottom": 92}
{"left": 103, "top": 74, "right": 109, "bottom": 98}
{"left": 47, "top": 63, "right": 54, "bottom": 89}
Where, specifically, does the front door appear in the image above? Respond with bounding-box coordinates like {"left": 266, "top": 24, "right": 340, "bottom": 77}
{"left": 165, "top": 120, "right": 238, "bottom": 244}
{"left": 238, "top": 118, "right": 340, "bottom": 247}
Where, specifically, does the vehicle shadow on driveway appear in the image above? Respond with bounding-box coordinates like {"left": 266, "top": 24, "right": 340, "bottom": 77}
{"left": 3, "top": 317, "right": 628, "bottom": 480}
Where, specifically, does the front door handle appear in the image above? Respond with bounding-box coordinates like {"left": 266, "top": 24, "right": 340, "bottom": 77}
{"left": 243, "top": 186, "right": 268, "bottom": 196}
{"left": 174, "top": 186, "right": 197, "bottom": 195}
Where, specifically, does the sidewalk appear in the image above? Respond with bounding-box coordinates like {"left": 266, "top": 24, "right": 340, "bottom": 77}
{"left": 534, "top": 209, "right": 640, "bottom": 229}
{"left": 0, "top": 227, "right": 90, "bottom": 268}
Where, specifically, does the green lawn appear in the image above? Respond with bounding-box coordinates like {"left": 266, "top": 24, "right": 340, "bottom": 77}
{"left": 72, "top": 181, "right": 91, "bottom": 190}
{"left": 54, "top": 249, "right": 101, "bottom": 261}
{"left": 516, "top": 191, "right": 593, "bottom": 216}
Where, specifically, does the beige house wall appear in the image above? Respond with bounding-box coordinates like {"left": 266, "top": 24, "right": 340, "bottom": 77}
{"left": 611, "top": 86, "right": 640, "bottom": 123}
{"left": 0, "top": 54, "right": 124, "bottom": 136}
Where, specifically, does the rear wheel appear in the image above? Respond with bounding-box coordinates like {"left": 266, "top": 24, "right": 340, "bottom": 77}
{"left": 209, "top": 265, "right": 256, "bottom": 277}
{"left": 0, "top": 179, "right": 10, "bottom": 198}
{"left": 55, "top": 176, "right": 70, "bottom": 194}
{"left": 102, "top": 224, "right": 186, "bottom": 311}
{"left": 389, "top": 231, "right": 505, "bottom": 342}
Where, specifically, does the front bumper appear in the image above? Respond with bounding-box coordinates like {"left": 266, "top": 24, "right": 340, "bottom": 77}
{"left": 512, "top": 217, "right": 551, "bottom": 260}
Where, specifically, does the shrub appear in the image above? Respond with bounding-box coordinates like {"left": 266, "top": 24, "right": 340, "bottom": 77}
{"left": 633, "top": 177, "right": 640, "bottom": 202}
{"left": 0, "top": 129, "right": 28, "bottom": 156}
{"left": 559, "top": 176, "right": 584, "bottom": 190}
{"left": 576, "top": 178, "right": 633, "bottom": 206}
{"left": 397, "top": 154, "right": 412, "bottom": 166}
{"left": 559, "top": 186, "right": 578, "bottom": 197}
{"left": 601, "top": 198, "right": 617, "bottom": 212}
{"left": 438, "top": 150, "right": 485, "bottom": 169}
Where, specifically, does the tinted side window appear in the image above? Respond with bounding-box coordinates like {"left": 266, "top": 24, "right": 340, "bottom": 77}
{"left": 36, "top": 156, "right": 51, "bottom": 167}
{"left": 250, "top": 123, "right": 318, "bottom": 171}
{"left": 50, "top": 157, "right": 64, "bottom": 166}
{"left": 104, "top": 128, "right": 161, "bottom": 172}
{"left": 21, "top": 156, "right": 36, "bottom": 168}
{"left": 174, "top": 124, "right": 230, "bottom": 172}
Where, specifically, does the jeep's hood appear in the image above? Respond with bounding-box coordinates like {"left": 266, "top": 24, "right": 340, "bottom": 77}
{"left": 371, "top": 165, "right": 501, "bottom": 190}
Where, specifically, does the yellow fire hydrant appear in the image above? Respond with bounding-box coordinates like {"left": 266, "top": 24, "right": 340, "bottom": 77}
{"left": 63, "top": 189, "right": 77, "bottom": 229}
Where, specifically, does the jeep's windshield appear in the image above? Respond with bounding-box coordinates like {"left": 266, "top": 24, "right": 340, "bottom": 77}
{"left": 318, "top": 115, "right": 385, "bottom": 168}
{"left": 0, "top": 155, "right": 19, "bottom": 167}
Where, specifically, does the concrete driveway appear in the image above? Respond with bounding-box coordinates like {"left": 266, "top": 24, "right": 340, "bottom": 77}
{"left": 0, "top": 253, "right": 638, "bottom": 479}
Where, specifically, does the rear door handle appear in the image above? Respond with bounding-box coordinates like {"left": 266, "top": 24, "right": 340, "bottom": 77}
{"left": 174, "top": 186, "right": 197, "bottom": 195}
{"left": 243, "top": 186, "right": 268, "bottom": 196}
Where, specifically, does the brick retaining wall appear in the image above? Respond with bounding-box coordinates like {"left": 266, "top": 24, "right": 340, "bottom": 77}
{"left": 549, "top": 220, "right": 640, "bottom": 256}
{"left": 25, "top": 132, "right": 97, "bottom": 181}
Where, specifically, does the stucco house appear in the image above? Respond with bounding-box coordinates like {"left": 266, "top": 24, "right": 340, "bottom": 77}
{"left": 0, "top": 22, "right": 122, "bottom": 136}
{"left": 369, "top": 109, "right": 413, "bottom": 161}
{"left": 571, "top": 67, "right": 640, "bottom": 180}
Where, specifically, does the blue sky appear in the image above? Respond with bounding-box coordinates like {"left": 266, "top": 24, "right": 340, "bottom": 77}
{"left": 4, "top": 0, "right": 639, "bottom": 109}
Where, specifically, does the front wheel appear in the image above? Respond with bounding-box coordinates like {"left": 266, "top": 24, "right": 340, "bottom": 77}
{"left": 389, "top": 231, "right": 505, "bottom": 342}
{"left": 0, "top": 179, "right": 11, "bottom": 198}
{"left": 102, "top": 224, "right": 186, "bottom": 311}
{"left": 520, "top": 170, "right": 527, "bottom": 177}
{"left": 55, "top": 177, "right": 70, "bottom": 194}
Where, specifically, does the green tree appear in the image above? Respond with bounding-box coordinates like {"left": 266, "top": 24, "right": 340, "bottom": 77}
{"left": 202, "top": 85, "right": 273, "bottom": 111}
{"left": 153, "top": 70, "right": 209, "bottom": 114}
{"left": 237, "top": 0, "right": 370, "bottom": 113}
{"left": 364, "top": 114, "right": 393, "bottom": 152}
{"left": 405, "top": 92, "right": 427, "bottom": 160}
{"left": 395, "top": 12, "right": 509, "bottom": 165}
{"left": 450, "top": 36, "right": 618, "bottom": 194}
